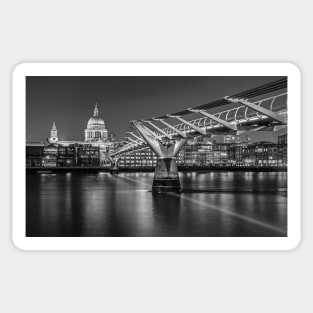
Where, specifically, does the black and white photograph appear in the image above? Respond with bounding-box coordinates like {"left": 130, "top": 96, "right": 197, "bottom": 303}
{"left": 2, "top": 1, "right": 311, "bottom": 312}
{"left": 22, "top": 67, "right": 292, "bottom": 241}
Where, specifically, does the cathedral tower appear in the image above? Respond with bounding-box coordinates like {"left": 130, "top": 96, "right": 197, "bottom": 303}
{"left": 49, "top": 122, "right": 58, "bottom": 143}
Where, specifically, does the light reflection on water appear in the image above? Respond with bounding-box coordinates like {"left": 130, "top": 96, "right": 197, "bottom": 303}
{"left": 27, "top": 171, "right": 287, "bottom": 237}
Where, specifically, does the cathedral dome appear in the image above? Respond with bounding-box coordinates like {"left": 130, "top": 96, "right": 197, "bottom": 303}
{"left": 86, "top": 104, "right": 106, "bottom": 129}
{"left": 87, "top": 116, "right": 105, "bottom": 128}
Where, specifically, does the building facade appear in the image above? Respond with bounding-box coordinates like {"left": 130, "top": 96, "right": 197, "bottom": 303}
{"left": 26, "top": 143, "right": 101, "bottom": 168}
{"left": 117, "top": 139, "right": 287, "bottom": 169}
{"left": 118, "top": 147, "right": 157, "bottom": 168}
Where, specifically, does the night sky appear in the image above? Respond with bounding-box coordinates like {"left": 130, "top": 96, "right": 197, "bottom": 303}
{"left": 26, "top": 76, "right": 285, "bottom": 142}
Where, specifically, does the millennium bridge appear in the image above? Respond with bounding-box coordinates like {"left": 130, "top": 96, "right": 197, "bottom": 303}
{"left": 108, "top": 78, "right": 287, "bottom": 193}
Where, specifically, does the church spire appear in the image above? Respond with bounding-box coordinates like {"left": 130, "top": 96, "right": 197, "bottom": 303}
{"left": 94, "top": 103, "right": 99, "bottom": 116}
{"left": 51, "top": 122, "right": 57, "bottom": 131}
{"left": 49, "top": 122, "right": 58, "bottom": 143}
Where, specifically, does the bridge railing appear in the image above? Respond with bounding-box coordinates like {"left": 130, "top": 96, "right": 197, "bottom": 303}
{"left": 154, "top": 92, "right": 287, "bottom": 138}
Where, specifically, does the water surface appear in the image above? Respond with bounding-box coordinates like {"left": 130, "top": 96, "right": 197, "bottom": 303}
{"left": 26, "top": 171, "right": 287, "bottom": 237}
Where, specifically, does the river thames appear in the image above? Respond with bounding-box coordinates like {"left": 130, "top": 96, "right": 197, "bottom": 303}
{"left": 26, "top": 171, "right": 287, "bottom": 237}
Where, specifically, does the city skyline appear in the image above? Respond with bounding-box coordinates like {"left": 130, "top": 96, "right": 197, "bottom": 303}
{"left": 26, "top": 76, "right": 285, "bottom": 142}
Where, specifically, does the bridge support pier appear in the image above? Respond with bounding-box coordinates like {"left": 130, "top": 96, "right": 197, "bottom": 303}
{"left": 109, "top": 164, "right": 119, "bottom": 174}
{"left": 106, "top": 155, "right": 120, "bottom": 175}
{"left": 131, "top": 121, "right": 186, "bottom": 193}
{"left": 153, "top": 158, "right": 181, "bottom": 193}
